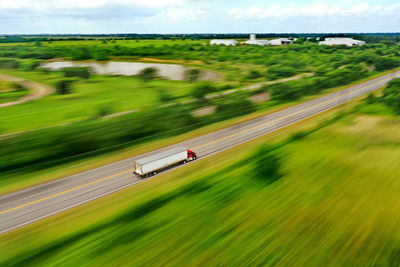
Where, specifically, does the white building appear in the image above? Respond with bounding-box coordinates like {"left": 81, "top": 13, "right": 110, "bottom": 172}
{"left": 269, "top": 38, "right": 293, "bottom": 46}
{"left": 244, "top": 34, "right": 270, "bottom": 46}
{"left": 210, "top": 39, "right": 238, "bottom": 46}
{"left": 319, "top": 38, "right": 366, "bottom": 47}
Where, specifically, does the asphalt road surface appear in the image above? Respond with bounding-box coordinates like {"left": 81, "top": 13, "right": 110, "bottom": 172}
{"left": 1, "top": 70, "right": 399, "bottom": 234}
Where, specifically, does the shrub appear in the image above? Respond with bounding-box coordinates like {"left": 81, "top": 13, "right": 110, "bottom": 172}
{"left": 12, "top": 83, "right": 26, "bottom": 91}
{"left": 267, "top": 65, "right": 297, "bottom": 80}
{"left": 253, "top": 145, "right": 283, "bottom": 185}
{"left": 245, "top": 69, "right": 262, "bottom": 80}
{"left": 56, "top": 79, "right": 74, "bottom": 94}
{"left": 94, "top": 50, "right": 109, "bottom": 61}
{"left": 28, "top": 60, "right": 41, "bottom": 70}
{"left": 365, "top": 93, "right": 378, "bottom": 105}
{"left": 138, "top": 67, "right": 158, "bottom": 81}
{"left": 97, "top": 105, "right": 114, "bottom": 118}
{"left": 0, "top": 59, "right": 19, "bottom": 69}
{"left": 185, "top": 68, "right": 201, "bottom": 82}
{"left": 215, "top": 95, "right": 255, "bottom": 119}
{"left": 191, "top": 82, "right": 217, "bottom": 100}
{"left": 382, "top": 78, "right": 400, "bottom": 113}
{"left": 374, "top": 57, "right": 400, "bottom": 71}
{"left": 158, "top": 89, "right": 174, "bottom": 103}
{"left": 62, "top": 67, "right": 91, "bottom": 79}
{"left": 71, "top": 47, "right": 91, "bottom": 60}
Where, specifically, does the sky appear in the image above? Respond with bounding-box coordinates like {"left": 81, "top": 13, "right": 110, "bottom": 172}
{"left": 0, "top": 0, "right": 399, "bottom": 34}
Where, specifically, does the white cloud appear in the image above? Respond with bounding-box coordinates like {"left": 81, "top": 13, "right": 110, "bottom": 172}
{"left": 0, "top": 1, "right": 399, "bottom": 33}
{"left": 227, "top": 2, "right": 400, "bottom": 20}
{"left": 154, "top": 8, "right": 205, "bottom": 23}
{"left": 0, "top": 0, "right": 188, "bottom": 10}
{"left": 132, "top": 7, "right": 207, "bottom": 26}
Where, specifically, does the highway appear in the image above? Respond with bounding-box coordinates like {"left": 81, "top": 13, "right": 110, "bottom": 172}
{"left": 1, "top": 70, "right": 399, "bottom": 234}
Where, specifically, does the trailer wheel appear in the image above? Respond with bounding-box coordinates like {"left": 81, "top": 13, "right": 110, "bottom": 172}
{"left": 153, "top": 172, "right": 157, "bottom": 176}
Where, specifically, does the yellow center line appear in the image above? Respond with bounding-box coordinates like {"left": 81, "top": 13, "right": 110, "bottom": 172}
{"left": 0, "top": 169, "right": 133, "bottom": 215}
{"left": 0, "top": 75, "right": 390, "bottom": 216}
{"left": 192, "top": 78, "right": 385, "bottom": 150}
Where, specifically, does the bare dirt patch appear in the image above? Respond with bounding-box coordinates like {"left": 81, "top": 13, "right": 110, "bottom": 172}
{"left": 0, "top": 73, "right": 54, "bottom": 108}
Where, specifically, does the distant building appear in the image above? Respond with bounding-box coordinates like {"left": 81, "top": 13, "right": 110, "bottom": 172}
{"left": 210, "top": 39, "right": 238, "bottom": 46}
{"left": 245, "top": 34, "right": 270, "bottom": 46}
{"left": 306, "top": 37, "right": 321, "bottom": 41}
{"left": 269, "top": 38, "right": 293, "bottom": 46}
{"left": 319, "top": 38, "right": 366, "bottom": 47}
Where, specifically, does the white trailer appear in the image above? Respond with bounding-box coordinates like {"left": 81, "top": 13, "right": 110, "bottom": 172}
{"left": 134, "top": 147, "right": 197, "bottom": 178}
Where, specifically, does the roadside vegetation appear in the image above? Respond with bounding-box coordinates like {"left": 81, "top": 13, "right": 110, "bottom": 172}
{"left": 0, "top": 38, "right": 399, "bottom": 191}
{"left": 2, "top": 93, "right": 400, "bottom": 266}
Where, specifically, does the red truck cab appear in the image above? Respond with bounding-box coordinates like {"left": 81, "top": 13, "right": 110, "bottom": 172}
{"left": 187, "top": 150, "right": 197, "bottom": 161}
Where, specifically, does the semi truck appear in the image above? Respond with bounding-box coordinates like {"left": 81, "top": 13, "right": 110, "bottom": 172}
{"left": 134, "top": 147, "right": 197, "bottom": 178}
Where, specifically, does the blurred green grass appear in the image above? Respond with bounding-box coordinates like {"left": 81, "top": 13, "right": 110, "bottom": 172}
{"left": 0, "top": 69, "right": 193, "bottom": 133}
{"left": 2, "top": 109, "right": 399, "bottom": 266}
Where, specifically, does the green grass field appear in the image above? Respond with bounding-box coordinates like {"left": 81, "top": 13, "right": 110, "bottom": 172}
{"left": 2, "top": 104, "right": 399, "bottom": 266}
{"left": 0, "top": 69, "right": 195, "bottom": 133}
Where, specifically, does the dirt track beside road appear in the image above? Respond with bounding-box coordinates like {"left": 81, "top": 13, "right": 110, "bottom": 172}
{"left": 0, "top": 73, "right": 53, "bottom": 108}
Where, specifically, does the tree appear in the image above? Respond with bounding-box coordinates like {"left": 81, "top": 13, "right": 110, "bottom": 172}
{"left": 71, "top": 47, "right": 91, "bottom": 60}
{"left": 185, "top": 68, "right": 201, "bottom": 82}
{"left": 374, "top": 57, "right": 400, "bottom": 71}
{"left": 365, "top": 93, "right": 377, "bottom": 105}
{"left": 29, "top": 60, "right": 41, "bottom": 70}
{"left": 12, "top": 83, "right": 26, "bottom": 91}
{"left": 93, "top": 50, "right": 109, "bottom": 61}
{"left": 245, "top": 69, "right": 262, "bottom": 80}
{"left": 96, "top": 105, "right": 114, "bottom": 118}
{"left": 191, "top": 82, "right": 216, "bottom": 100}
{"left": 56, "top": 80, "right": 74, "bottom": 95}
{"left": 215, "top": 95, "right": 255, "bottom": 119}
{"left": 382, "top": 78, "right": 400, "bottom": 113}
{"left": 266, "top": 65, "right": 297, "bottom": 80}
{"left": 158, "top": 89, "right": 174, "bottom": 103}
{"left": 62, "top": 67, "right": 91, "bottom": 79}
{"left": 0, "top": 59, "right": 19, "bottom": 69}
{"left": 253, "top": 145, "right": 283, "bottom": 185}
{"left": 139, "top": 67, "right": 158, "bottom": 81}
